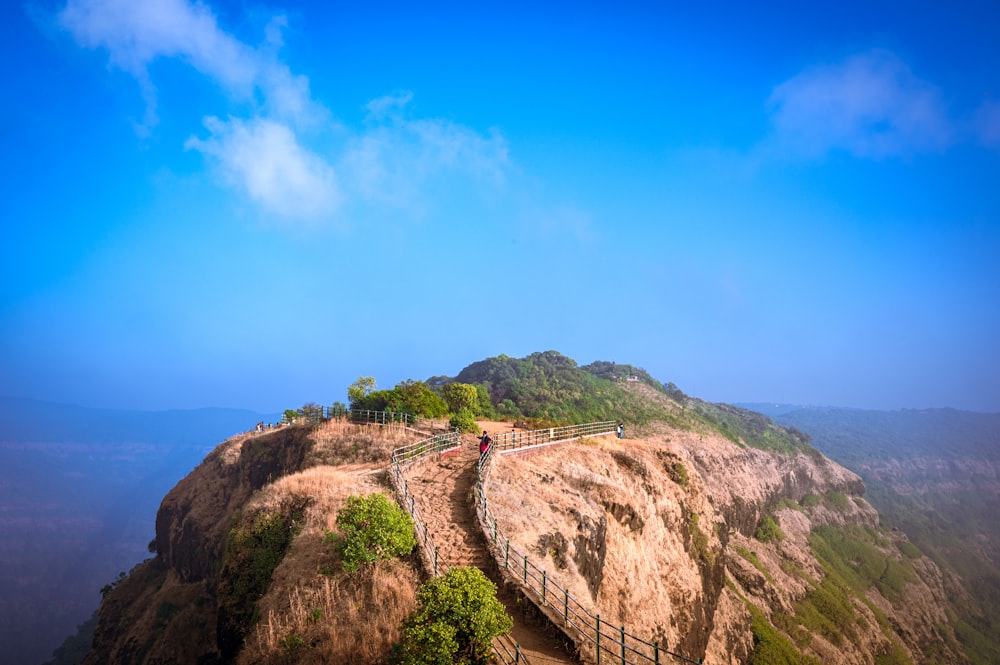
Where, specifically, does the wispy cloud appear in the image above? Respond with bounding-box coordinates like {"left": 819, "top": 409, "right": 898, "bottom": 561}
{"left": 54, "top": 0, "right": 511, "bottom": 227}
{"left": 339, "top": 93, "right": 510, "bottom": 215}
{"left": 57, "top": 0, "right": 322, "bottom": 128}
{"left": 185, "top": 116, "right": 341, "bottom": 221}
{"left": 764, "top": 50, "right": 952, "bottom": 159}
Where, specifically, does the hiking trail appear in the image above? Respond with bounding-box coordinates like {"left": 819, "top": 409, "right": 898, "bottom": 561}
{"left": 406, "top": 433, "right": 578, "bottom": 665}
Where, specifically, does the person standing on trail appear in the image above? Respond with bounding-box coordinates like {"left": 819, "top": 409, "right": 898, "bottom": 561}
{"left": 617, "top": 423, "right": 624, "bottom": 439}
{"left": 479, "top": 430, "right": 492, "bottom": 455}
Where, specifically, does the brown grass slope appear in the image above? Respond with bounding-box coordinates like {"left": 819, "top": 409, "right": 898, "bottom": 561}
{"left": 83, "top": 382, "right": 967, "bottom": 665}
{"left": 85, "top": 420, "right": 424, "bottom": 665}
{"left": 485, "top": 421, "right": 966, "bottom": 665}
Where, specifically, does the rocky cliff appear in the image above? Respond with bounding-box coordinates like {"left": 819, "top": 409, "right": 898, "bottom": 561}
{"left": 485, "top": 423, "right": 965, "bottom": 664}
{"left": 84, "top": 420, "right": 422, "bottom": 665}
{"left": 84, "top": 406, "right": 971, "bottom": 665}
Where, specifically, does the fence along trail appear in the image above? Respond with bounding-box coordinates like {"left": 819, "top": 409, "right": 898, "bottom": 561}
{"left": 386, "top": 416, "right": 701, "bottom": 665}
{"left": 400, "top": 432, "right": 576, "bottom": 664}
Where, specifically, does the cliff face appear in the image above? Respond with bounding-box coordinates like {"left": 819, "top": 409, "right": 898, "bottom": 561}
{"left": 86, "top": 412, "right": 970, "bottom": 665}
{"left": 485, "top": 427, "right": 966, "bottom": 664}
{"left": 85, "top": 427, "right": 314, "bottom": 665}
{"left": 84, "top": 421, "right": 420, "bottom": 665}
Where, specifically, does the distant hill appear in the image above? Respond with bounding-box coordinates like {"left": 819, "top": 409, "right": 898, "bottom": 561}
{"left": 744, "top": 405, "right": 1000, "bottom": 664}
{"left": 449, "top": 351, "right": 814, "bottom": 456}
{"left": 449, "top": 350, "right": 673, "bottom": 424}
{"left": 0, "top": 397, "right": 280, "bottom": 665}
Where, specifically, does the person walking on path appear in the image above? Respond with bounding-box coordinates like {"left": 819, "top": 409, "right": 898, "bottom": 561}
{"left": 479, "top": 430, "right": 492, "bottom": 455}
{"left": 617, "top": 423, "right": 624, "bottom": 439}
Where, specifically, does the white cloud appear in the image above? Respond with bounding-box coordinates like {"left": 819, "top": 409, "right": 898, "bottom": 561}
{"left": 185, "top": 116, "right": 341, "bottom": 220}
{"left": 765, "top": 50, "right": 952, "bottom": 159}
{"left": 57, "top": 0, "right": 322, "bottom": 128}
{"left": 340, "top": 93, "right": 510, "bottom": 213}
{"left": 55, "top": 2, "right": 511, "bottom": 227}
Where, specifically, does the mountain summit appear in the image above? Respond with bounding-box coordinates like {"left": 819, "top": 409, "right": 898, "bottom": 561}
{"left": 80, "top": 353, "right": 972, "bottom": 664}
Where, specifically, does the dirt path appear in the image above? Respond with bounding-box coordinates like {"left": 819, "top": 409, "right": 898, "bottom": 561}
{"left": 406, "top": 435, "right": 578, "bottom": 665}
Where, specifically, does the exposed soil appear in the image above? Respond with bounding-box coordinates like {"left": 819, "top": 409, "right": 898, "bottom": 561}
{"left": 406, "top": 433, "right": 579, "bottom": 665}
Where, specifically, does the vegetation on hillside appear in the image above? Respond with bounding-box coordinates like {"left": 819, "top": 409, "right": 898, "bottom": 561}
{"left": 393, "top": 567, "right": 513, "bottom": 665}
{"left": 326, "top": 494, "right": 416, "bottom": 573}
{"left": 688, "top": 400, "right": 819, "bottom": 457}
{"left": 774, "top": 407, "right": 1000, "bottom": 664}
{"left": 217, "top": 501, "right": 308, "bottom": 661}
{"left": 450, "top": 351, "right": 676, "bottom": 425}
{"left": 350, "top": 379, "right": 449, "bottom": 418}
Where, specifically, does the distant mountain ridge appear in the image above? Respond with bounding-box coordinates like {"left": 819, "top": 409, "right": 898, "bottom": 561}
{"left": 0, "top": 396, "right": 281, "bottom": 665}
{"left": 741, "top": 404, "right": 1000, "bottom": 664}
{"left": 0, "top": 395, "right": 280, "bottom": 446}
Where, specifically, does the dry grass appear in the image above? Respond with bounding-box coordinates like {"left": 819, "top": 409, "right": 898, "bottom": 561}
{"left": 238, "top": 461, "right": 423, "bottom": 665}
{"left": 241, "top": 560, "right": 420, "bottom": 665}
{"left": 307, "top": 419, "right": 419, "bottom": 467}
{"left": 485, "top": 437, "right": 715, "bottom": 649}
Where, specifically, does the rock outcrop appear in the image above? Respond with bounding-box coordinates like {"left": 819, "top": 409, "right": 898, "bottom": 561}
{"left": 485, "top": 426, "right": 966, "bottom": 664}
{"left": 84, "top": 413, "right": 970, "bottom": 665}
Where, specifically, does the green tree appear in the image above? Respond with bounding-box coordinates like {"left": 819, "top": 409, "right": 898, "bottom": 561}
{"left": 395, "top": 567, "right": 512, "bottom": 665}
{"left": 348, "top": 376, "right": 376, "bottom": 407}
{"left": 449, "top": 409, "right": 480, "bottom": 434}
{"left": 282, "top": 408, "right": 301, "bottom": 424}
{"left": 442, "top": 383, "right": 479, "bottom": 413}
{"left": 326, "top": 494, "right": 416, "bottom": 573}
{"left": 474, "top": 384, "right": 496, "bottom": 419}
{"left": 396, "top": 380, "right": 449, "bottom": 418}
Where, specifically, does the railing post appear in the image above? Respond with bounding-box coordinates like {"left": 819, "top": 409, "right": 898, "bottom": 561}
{"left": 542, "top": 570, "right": 547, "bottom": 605}
{"left": 434, "top": 546, "right": 439, "bottom": 576}
{"left": 620, "top": 625, "right": 626, "bottom": 665}
{"left": 523, "top": 555, "right": 528, "bottom": 583}
{"left": 505, "top": 540, "right": 510, "bottom": 569}
{"left": 493, "top": 516, "right": 498, "bottom": 540}
{"left": 654, "top": 640, "right": 659, "bottom": 665}
{"left": 564, "top": 588, "right": 569, "bottom": 621}
{"left": 515, "top": 643, "right": 520, "bottom": 664}
{"left": 596, "top": 614, "right": 601, "bottom": 664}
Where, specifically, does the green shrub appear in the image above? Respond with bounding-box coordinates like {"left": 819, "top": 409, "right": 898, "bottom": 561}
{"left": 218, "top": 509, "right": 302, "bottom": 660}
{"left": 734, "top": 546, "right": 775, "bottom": 584}
{"left": 670, "top": 462, "right": 689, "bottom": 488}
{"left": 327, "top": 494, "right": 416, "bottom": 573}
{"left": 823, "top": 492, "right": 852, "bottom": 511}
{"left": 394, "top": 567, "right": 512, "bottom": 665}
{"left": 756, "top": 515, "right": 785, "bottom": 543}
{"left": 746, "top": 602, "right": 820, "bottom": 665}
{"left": 801, "top": 494, "right": 821, "bottom": 508}
{"left": 442, "top": 383, "right": 478, "bottom": 413}
{"left": 354, "top": 380, "right": 449, "bottom": 418}
{"left": 279, "top": 633, "right": 308, "bottom": 656}
{"left": 449, "top": 409, "right": 480, "bottom": 434}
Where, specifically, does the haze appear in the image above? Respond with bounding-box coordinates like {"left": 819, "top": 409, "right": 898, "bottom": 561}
{"left": 2, "top": 0, "right": 998, "bottom": 414}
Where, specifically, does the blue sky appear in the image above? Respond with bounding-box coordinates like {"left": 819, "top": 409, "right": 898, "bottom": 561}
{"left": 2, "top": 0, "right": 998, "bottom": 413}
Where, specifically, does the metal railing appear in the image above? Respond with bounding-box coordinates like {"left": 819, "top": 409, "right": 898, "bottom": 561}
{"left": 350, "top": 409, "right": 452, "bottom": 433}
{"left": 492, "top": 421, "right": 618, "bottom": 454}
{"left": 476, "top": 424, "right": 702, "bottom": 665}
{"left": 386, "top": 427, "right": 531, "bottom": 665}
